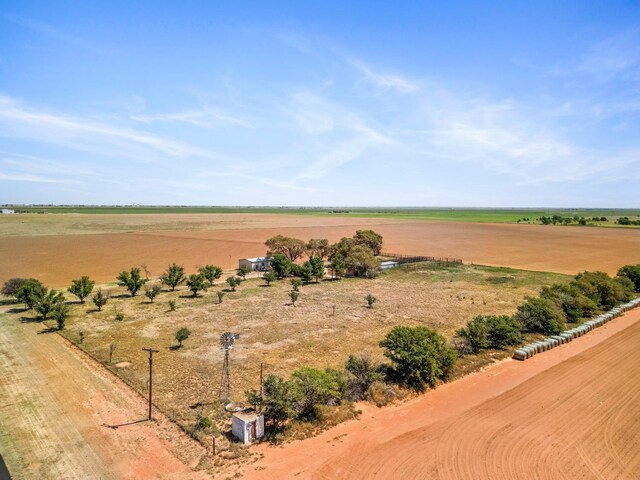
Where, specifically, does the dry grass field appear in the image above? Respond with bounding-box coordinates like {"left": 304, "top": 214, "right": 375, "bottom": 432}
{"left": 5, "top": 263, "right": 568, "bottom": 444}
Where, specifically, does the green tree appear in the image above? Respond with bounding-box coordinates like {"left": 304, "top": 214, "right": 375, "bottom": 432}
{"left": 298, "top": 262, "right": 314, "bottom": 282}
{"left": 617, "top": 264, "right": 640, "bottom": 291}
{"left": 92, "top": 288, "right": 109, "bottom": 311}
{"left": 291, "top": 367, "right": 346, "bottom": 419}
{"left": 263, "top": 271, "right": 277, "bottom": 286}
{"left": 226, "top": 276, "right": 240, "bottom": 291}
{"left": 186, "top": 273, "right": 208, "bottom": 297}
{"left": 514, "top": 297, "right": 565, "bottom": 335}
{"left": 67, "top": 276, "right": 95, "bottom": 303}
{"left": 290, "top": 278, "right": 302, "bottom": 291}
{"left": 160, "top": 263, "right": 186, "bottom": 291}
{"left": 485, "top": 315, "right": 522, "bottom": 349}
{"left": 354, "top": 229, "right": 383, "bottom": 255}
{"left": 175, "top": 327, "right": 191, "bottom": 347}
{"left": 237, "top": 265, "right": 251, "bottom": 280}
{"left": 265, "top": 235, "right": 307, "bottom": 261}
{"left": 216, "top": 291, "right": 225, "bottom": 303}
{"left": 259, "top": 374, "right": 300, "bottom": 431}
{"left": 380, "top": 326, "right": 457, "bottom": 391}
{"left": 329, "top": 237, "right": 356, "bottom": 259}
{"left": 117, "top": 267, "right": 148, "bottom": 297}
{"left": 51, "top": 302, "right": 70, "bottom": 330}
{"left": 345, "top": 246, "right": 380, "bottom": 277}
{"left": 144, "top": 284, "right": 162, "bottom": 302}
{"left": 198, "top": 264, "right": 223, "bottom": 285}
{"left": 573, "top": 271, "right": 631, "bottom": 309}
{"left": 309, "top": 256, "right": 325, "bottom": 282}
{"left": 329, "top": 253, "right": 346, "bottom": 279}
{"left": 270, "top": 254, "right": 293, "bottom": 279}
{"left": 290, "top": 290, "right": 299, "bottom": 307}
{"left": 35, "top": 288, "right": 65, "bottom": 320}
{"left": 456, "top": 316, "right": 490, "bottom": 354}
{"left": 540, "top": 283, "right": 597, "bottom": 322}
{"left": 15, "top": 279, "right": 45, "bottom": 310}
{"left": 306, "top": 238, "right": 330, "bottom": 260}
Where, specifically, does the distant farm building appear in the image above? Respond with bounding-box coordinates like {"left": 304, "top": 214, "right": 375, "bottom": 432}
{"left": 239, "top": 256, "right": 272, "bottom": 271}
{"left": 380, "top": 261, "right": 399, "bottom": 270}
{"left": 1, "top": 209, "right": 15, "bottom": 214}
{"left": 231, "top": 410, "right": 265, "bottom": 444}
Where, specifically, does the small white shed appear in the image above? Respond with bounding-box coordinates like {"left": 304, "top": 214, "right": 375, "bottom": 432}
{"left": 1, "top": 209, "right": 15, "bottom": 214}
{"left": 231, "top": 410, "right": 265, "bottom": 444}
{"left": 238, "top": 257, "right": 272, "bottom": 271}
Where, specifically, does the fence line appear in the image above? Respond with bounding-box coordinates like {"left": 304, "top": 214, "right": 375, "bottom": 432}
{"left": 380, "top": 252, "right": 463, "bottom": 265}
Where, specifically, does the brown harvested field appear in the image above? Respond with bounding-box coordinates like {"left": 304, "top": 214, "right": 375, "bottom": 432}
{"left": 1, "top": 213, "right": 640, "bottom": 287}
{"left": 239, "top": 307, "right": 640, "bottom": 480}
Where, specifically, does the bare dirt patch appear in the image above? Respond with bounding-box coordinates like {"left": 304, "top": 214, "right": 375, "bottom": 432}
{"left": 1, "top": 214, "right": 639, "bottom": 287}
{"left": 239, "top": 308, "right": 640, "bottom": 480}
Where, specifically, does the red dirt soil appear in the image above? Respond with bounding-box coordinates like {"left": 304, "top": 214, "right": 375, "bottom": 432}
{"left": 240, "top": 308, "right": 640, "bottom": 480}
{"left": 0, "top": 312, "right": 209, "bottom": 479}
{"left": 1, "top": 219, "right": 639, "bottom": 287}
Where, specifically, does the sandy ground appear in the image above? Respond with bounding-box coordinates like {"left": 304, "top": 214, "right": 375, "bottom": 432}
{"left": 0, "top": 312, "right": 210, "bottom": 480}
{"left": 1, "top": 214, "right": 639, "bottom": 287}
{"left": 239, "top": 307, "right": 640, "bottom": 480}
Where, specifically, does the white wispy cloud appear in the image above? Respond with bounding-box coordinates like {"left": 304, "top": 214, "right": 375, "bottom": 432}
{"left": 131, "top": 109, "right": 254, "bottom": 129}
{"left": 0, "top": 96, "right": 221, "bottom": 161}
{"left": 0, "top": 172, "right": 79, "bottom": 184}
{"left": 350, "top": 59, "right": 418, "bottom": 93}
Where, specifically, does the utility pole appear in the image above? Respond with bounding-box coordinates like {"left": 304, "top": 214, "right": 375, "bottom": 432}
{"left": 142, "top": 347, "right": 159, "bottom": 420}
{"left": 259, "top": 363, "right": 264, "bottom": 413}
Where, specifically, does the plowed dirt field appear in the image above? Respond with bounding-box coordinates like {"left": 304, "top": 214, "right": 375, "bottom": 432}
{"left": 1, "top": 214, "right": 639, "bottom": 287}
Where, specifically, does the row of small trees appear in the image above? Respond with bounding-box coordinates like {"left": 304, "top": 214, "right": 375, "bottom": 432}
{"left": 455, "top": 265, "right": 640, "bottom": 354}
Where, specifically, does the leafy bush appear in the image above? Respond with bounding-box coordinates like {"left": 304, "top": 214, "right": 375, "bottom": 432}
{"left": 513, "top": 297, "right": 565, "bottom": 335}
{"left": 34, "top": 289, "right": 65, "bottom": 320}
{"left": 291, "top": 367, "right": 346, "bottom": 419}
{"left": 485, "top": 315, "right": 522, "bottom": 348}
{"left": 226, "top": 276, "right": 240, "bottom": 291}
{"left": 379, "top": 326, "right": 457, "bottom": 391}
{"left": 365, "top": 294, "right": 377, "bottom": 308}
{"left": 263, "top": 271, "right": 277, "bottom": 286}
{"left": 617, "top": 264, "right": 640, "bottom": 291}
{"left": 345, "top": 352, "right": 381, "bottom": 401}
{"left": 345, "top": 245, "right": 380, "bottom": 278}
{"left": 92, "top": 288, "right": 109, "bottom": 311}
{"left": 540, "top": 283, "right": 597, "bottom": 322}
{"left": 186, "top": 273, "right": 208, "bottom": 297}
{"left": 144, "top": 284, "right": 162, "bottom": 302}
{"left": 573, "top": 271, "right": 632, "bottom": 309}
{"left": 456, "top": 316, "right": 490, "bottom": 353}
{"left": 168, "top": 299, "right": 177, "bottom": 311}
{"left": 51, "top": 303, "right": 70, "bottom": 330}
{"left": 353, "top": 229, "right": 383, "bottom": 256}
{"left": 257, "top": 374, "right": 300, "bottom": 431}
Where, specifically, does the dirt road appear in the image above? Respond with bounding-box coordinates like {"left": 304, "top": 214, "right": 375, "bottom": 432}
{"left": 0, "top": 312, "right": 209, "bottom": 480}
{"left": 241, "top": 308, "right": 640, "bottom": 480}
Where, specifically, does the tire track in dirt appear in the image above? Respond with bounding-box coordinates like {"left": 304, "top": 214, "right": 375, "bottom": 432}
{"left": 0, "top": 313, "right": 210, "bottom": 480}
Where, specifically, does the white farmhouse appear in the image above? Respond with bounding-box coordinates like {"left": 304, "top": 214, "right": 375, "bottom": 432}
{"left": 238, "top": 256, "right": 272, "bottom": 272}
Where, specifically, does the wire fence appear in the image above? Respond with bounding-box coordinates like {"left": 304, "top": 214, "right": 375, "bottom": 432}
{"left": 380, "top": 252, "right": 463, "bottom": 265}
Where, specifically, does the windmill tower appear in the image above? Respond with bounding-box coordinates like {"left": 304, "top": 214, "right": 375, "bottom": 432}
{"left": 219, "top": 332, "right": 240, "bottom": 403}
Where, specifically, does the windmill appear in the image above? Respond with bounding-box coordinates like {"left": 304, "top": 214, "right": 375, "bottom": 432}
{"left": 219, "top": 332, "right": 240, "bottom": 403}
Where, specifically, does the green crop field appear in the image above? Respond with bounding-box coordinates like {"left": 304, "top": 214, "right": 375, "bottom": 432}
{"left": 5, "top": 205, "right": 640, "bottom": 226}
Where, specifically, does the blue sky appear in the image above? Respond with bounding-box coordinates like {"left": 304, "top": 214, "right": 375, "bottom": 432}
{"left": 1, "top": 1, "right": 639, "bottom": 207}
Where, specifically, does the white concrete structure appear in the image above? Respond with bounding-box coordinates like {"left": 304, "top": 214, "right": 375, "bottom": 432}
{"left": 380, "top": 261, "right": 399, "bottom": 270}
{"left": 231, "top": 410, "right": 265, "bottom": 444}
{"left": 1, "top": 209, "right": 15, "bottom": 214}
{"left": 238, "top": 256, "right": 271, "bottom": 271}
